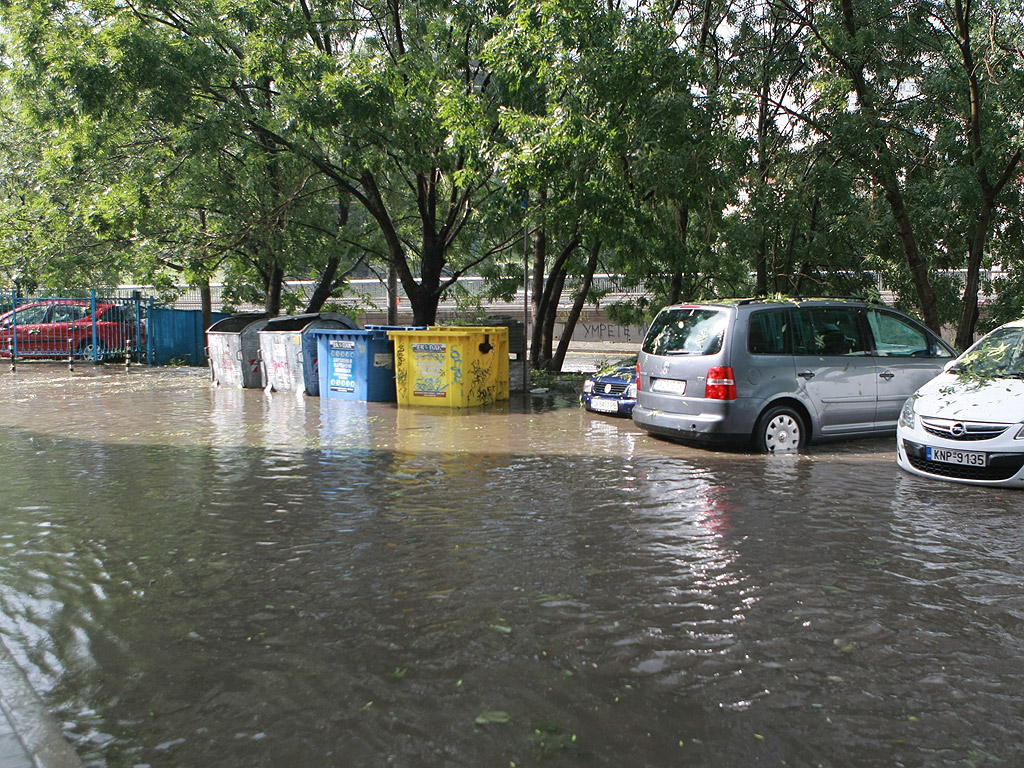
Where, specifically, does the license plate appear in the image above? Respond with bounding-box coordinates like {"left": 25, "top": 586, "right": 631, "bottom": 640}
{"left": 927, "top": 447, "right": 987, "bottom": 467}
{"left": 590, "top": 397, "right": 619, "bottom": 413}
{"left": 651, "top": 378, "right": 687, "bottom": 395}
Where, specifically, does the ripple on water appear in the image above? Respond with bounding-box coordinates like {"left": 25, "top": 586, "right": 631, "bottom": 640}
{"left": 1, "top": 377, "right": 1024, "bottom": 765}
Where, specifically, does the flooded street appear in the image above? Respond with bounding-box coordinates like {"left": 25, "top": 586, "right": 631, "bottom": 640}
{"left": 1, "top": 365, "right": 1022, "bottom": 767}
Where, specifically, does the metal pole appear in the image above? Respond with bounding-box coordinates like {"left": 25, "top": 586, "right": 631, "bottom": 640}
{"left": 147, "top": 296, "right": 154, "bottom": 366}
{"left": 9, "top": 290, "right": 16, "bottom": 372}
{"left": 90, "top": 291, "right": 98, "bottom": 363}
{"left": 523, "top": 201, "right": 530, "bottom": 392}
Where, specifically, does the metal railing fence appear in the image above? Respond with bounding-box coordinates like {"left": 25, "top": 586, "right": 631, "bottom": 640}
{"left": 2, "top": 290, "right": 145, "bottom": 370}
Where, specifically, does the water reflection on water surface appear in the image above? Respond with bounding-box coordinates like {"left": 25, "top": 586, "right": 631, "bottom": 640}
{"left": 0, "top": 367, "right": 1021, "bottom": 767}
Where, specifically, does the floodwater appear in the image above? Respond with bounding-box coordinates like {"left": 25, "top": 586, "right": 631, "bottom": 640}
{"left": 0, "top": 366, "right": 1022, "bottom": 768}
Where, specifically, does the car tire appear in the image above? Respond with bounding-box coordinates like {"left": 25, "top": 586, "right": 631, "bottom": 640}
{"left": 754, "top": 406, "right": 806, "bottom": 453}
{"left": 78, "top": 339, "right": 108, "bottom": 363}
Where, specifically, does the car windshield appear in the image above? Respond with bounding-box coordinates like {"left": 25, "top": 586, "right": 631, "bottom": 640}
{"left": 955, "top": 326, "right": 1024, "bottom": 378}
{"left": 642, "top": 307, "right": 727, "bottom": 356}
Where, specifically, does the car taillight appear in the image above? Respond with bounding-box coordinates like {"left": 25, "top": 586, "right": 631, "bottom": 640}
{"left": 636, "top": 359, "right": 641, "bottom": 392}
{"left": 705, "top": 366, "right": 736, "bottom": 400}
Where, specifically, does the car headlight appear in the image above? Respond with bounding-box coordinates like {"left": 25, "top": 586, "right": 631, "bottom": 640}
{"left": 627, "top": 382, "right": 637, "bottom": 398}
{"left": 583, "top": 379, "right": 594, "bottom": 394}
{"left": 898, "top": 397, "right": 917, "bottom": 429}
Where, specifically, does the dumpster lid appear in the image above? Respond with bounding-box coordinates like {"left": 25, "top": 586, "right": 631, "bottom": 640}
{"left": 262, "top": 313, "right": 359, "bottom": 332}
{"left": 207, "top": 313, "right": 271, "bottom": 333}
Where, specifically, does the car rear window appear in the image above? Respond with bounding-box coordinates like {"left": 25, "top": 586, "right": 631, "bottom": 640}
{"left": 642, "top": 307, "right": 727, "bottom": 356}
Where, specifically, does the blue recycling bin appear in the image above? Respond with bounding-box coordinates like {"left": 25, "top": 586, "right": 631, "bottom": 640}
{"left": 315, "top": 326, "right": 424, "bottom": 402}
{"left": 259, "top": 313, "right": 358, "bottom": 395}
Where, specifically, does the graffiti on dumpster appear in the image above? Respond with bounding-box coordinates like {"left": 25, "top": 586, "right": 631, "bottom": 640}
{"left": 412, "top": 342, "right": 448, "bottom": 397}
{"left": 468, "top": 360, "right": 493, "bottom": 405}
{"left": 449, "top": 347, "right": 463, "bottom": 385}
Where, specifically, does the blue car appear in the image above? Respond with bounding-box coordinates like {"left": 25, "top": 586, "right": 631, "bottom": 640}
{"left": 581, "top": 362, "right": 638, "bottom": 417}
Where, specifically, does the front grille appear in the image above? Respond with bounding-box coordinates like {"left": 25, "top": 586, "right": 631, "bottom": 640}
{"left": 596, "top": 381, "right": 630, "bottom": 396}
{"left": 903, "top": 440, "right": 1024, "bottom": 481}
{"left": 921, "top": 418, "right": 1010, "bottom": 442}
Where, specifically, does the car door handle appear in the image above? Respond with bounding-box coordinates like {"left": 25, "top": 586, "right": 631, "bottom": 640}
{"left": 879, "top": 370, "right": 895, "bottom": 380}
{"left": 797, "top": 370, "right": 815, "bottom": 379}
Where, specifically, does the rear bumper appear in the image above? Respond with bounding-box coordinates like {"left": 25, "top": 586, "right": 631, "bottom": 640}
{"left": 631, "top": 402, "right": 751, "bottom": 446}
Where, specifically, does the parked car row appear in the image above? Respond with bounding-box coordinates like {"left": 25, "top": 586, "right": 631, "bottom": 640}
{"left": 0, "top": 300, "right": 141, "bottom": 361}
{"left": 581, "top": 298, "right": 1023, "bottom": 488}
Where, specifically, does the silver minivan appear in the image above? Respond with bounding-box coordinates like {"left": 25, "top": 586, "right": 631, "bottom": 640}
{"left": 632, "top": 298, "right": 955, "bottom": 451}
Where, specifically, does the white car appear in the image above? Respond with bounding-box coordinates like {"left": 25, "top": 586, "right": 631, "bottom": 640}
{"left": 896, "top": 319, "right": 1024, "bottom": 487}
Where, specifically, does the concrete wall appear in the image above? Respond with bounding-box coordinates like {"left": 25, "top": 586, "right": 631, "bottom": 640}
{"left": 360, "top": 307, "right": 645, "bottom": 346}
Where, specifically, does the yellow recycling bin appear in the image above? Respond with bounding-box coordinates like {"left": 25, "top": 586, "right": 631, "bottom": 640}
{"left": 388, "top": 326, "right": 510, "bottom": 407}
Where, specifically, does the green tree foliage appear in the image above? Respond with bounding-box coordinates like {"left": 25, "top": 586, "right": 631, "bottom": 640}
{"left": 1, "top": 0, "right": 1022, "bottom": 358}
{"left": 775, "top": 0, "right": 1024, "bottom": 340}
{"left": 0, "top": 0, "right": 511, "bottom": 322}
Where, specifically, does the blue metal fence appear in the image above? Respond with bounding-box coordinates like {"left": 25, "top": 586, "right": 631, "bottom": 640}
{"left": 2, "top": 290, "right": 144, "bottom": 369}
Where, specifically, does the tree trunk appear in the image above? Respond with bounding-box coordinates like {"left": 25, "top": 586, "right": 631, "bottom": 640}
{"left": 881, "top": 181, "right": 939, "bottom": 332}
{"left": 305, "top": 255, "right": 341, "bottom": 314}
{"left": 200, "top": 279, "right": 212, "bottom": 334}
{"left": 358, "top": 169, "right": 445, "bottom": 326}
{"left": 551, "top": 241, "right": 601, "bottom": 371}
{"left": 264, "top": 262, "right": 284, "bottom": 316}
{"left": 668, "top": 203, "right": 688, "bottom": 304}
{"left": 950, "top": 0, "right": 1022, "bottom": 348}
{"left": 387, "top": 264, "right": 398, "bottom": 325}
{"left": 954, "top": 196, "right": 994, "bottom": 350}
{"left": 531, "top": 226, "right": 546, "bottom": 329}
{"left": 531, "top": 237, "right": 579, "bottom": 369}
{"left": 837, "top": 0, "right": 939, "bottom": 332}
{"left": 540, "top": 267, "right": 567, "bottom": 369}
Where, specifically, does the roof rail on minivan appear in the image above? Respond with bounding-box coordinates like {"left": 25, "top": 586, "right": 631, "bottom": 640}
{"left": 734, "top": 295, "right": 876, "bottom": 305}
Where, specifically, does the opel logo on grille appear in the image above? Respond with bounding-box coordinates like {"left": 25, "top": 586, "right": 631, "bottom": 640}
{"left": 950, "top": 422, "right": 966, "bottom": 436}
{"left": 604, "top": 383, "right": 612, "bottom": 394}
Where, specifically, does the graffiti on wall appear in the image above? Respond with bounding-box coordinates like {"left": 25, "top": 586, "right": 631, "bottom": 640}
{"left": 555, "top": 319, "right": 647, "bottom": 344}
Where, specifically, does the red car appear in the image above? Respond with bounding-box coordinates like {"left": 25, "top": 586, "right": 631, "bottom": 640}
{"left": 0, "top": 300, "right": 139, "bottom": 360}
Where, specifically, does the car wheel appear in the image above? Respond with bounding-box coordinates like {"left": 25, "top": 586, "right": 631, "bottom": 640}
{"left": 78, "top": 339, "right": 108, "bottom": 362}
{"left": 754, "top": 406, "right": 806, "bottom": 453}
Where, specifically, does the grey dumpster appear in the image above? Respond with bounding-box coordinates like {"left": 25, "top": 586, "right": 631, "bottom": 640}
{"left": 258, "top": 313, "right": 359, "bottom": 395}
{"left": 207, "top": 314, "right": 271, "bottom": 388}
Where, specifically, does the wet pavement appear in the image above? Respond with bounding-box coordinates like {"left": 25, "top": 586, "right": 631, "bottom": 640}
{"left": 0, "top": 644, "right": 82, "bottom": 768}
{"left": 0, "top": 364, "right": 1022, "bottom": 767}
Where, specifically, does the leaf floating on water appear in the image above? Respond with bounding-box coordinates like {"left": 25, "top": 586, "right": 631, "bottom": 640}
{"left": 832, "top": 638, "right": 857, "bottom": 653}
{"left": 821, "top": 586, "right": 849, "bottom": 595}
{"left": 536, "top": 593, "right": 573, "bottom": 604}
{"left": 475, "top": 710, "right": 511, "bottom": 724}
{"left": 490, "top": 623, "right": 512, "bottom": 634}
